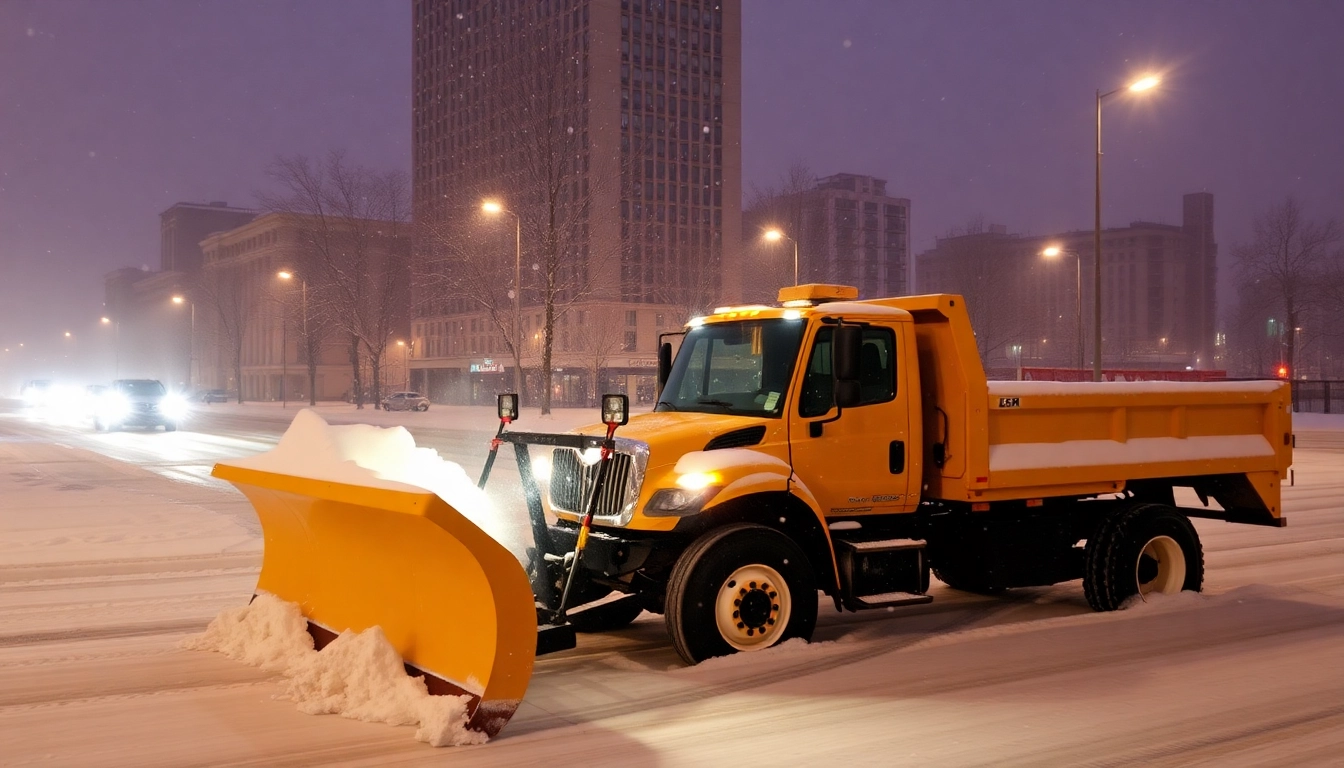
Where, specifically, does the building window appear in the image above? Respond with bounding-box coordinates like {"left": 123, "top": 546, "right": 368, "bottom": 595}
{"left": 624, "top": 331, "right": 638, "bottom": 351}
{"left": 627, "top": 310, "right": 638, "bottom": 326}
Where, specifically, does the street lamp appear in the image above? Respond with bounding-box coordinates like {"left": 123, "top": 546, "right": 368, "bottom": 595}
{"left": 276, "top": 270, "right": 312, "bottom": 406}
{"left": 482, "top": 199, "right": 523, "bottom": 399}
{"left": 1041, "top": 246, "right": 1085, "bottom": 374}
{"left": 396, "top": 339, "right": 415, "bottom": 391}
{"left": 1095, "top": 73, "right": 1162, "bottom": 381}
{"left": 101, "top": 316, "right": 120, "bottom": 378}
{"left": 171, "top": 294, "right": 195, "bottom": 392}
{"left": 762, "top": 228, "right": 799, "bottom": 286}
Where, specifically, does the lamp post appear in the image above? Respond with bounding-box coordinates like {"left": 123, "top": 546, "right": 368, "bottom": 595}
{"left": 396, "top": 339, "right": 415, "bottom": 391}
{"left": 762, "top": 228, "right": 799, "bottom": 286}
{"left": 171, "top": 295, "right": 194, "bottom": 392}
{"left": 1041, "top": 246, "right": 1085, "bottom": 374}
{"left": 482, "top": 200, "right": 523, "bottom": 399}
{"left": 100, "top": 316, "right": 119, "bottom": 378}
{"left": 1095, "top": 73, "right": 1161, "bottom": 382}
{"left": 276, "top": 271, "right": 311, "bottom": 406}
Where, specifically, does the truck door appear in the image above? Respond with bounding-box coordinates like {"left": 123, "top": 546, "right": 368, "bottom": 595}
{"left": 788, "top": 322, "right": 915, "bottom": 517}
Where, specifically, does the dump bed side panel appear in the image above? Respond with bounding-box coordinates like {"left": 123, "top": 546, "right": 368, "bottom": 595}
{"left": 978, "top": 380, "right": 1291, "bottom": 519}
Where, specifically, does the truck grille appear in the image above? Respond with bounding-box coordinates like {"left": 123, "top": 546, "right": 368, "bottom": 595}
{"left": 549, "top": 448, "right": 637, "bottom": 519}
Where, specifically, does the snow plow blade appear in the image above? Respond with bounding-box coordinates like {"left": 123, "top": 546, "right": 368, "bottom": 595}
{"left": 212, "top": 464, "right": 538, "bottom": 738}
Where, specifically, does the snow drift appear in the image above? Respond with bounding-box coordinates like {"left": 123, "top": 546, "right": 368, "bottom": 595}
{"left": 183, "top": 593, "right": 487, "bottom": 747}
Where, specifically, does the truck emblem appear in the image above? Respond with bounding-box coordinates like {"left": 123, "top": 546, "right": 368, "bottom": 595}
{"left": 998, "top": 397, "right": 1020, "bottom": 408}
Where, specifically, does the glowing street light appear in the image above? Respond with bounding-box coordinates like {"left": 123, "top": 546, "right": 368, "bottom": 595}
{"left": 1094, "top": 72, "right": 1163, "bottom": 381}
{"left": 1041, "top": 245, "right": 1084, "bottom": 373}
{"left": 171, "top": 294, "right": 195, "bottom": 390}
{"left": 762, "top": 228, "right": 799, "bottom": 286}
{"left": 482, "top": 199, "right": 523, "bottom": 399}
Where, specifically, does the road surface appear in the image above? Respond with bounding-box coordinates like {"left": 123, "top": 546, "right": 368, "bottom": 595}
{"left": 2, "top": 401, "right": 1342, "bottom": 766}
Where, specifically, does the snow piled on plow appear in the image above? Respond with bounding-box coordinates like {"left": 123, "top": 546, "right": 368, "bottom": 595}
{"left": 221, "top": 408, "right": 531, "bottom": 562}
{"left": 183, "top": 593, "right": 487, "bottom": 747}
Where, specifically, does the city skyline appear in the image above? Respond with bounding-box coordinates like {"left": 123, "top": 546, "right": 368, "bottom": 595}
{"left": 3, "top": 0, "right": 1342, "bottom": 378}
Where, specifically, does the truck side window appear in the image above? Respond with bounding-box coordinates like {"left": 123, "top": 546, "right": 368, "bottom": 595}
{"left": 798, "top": 327, "right": 896, "bottom": 418}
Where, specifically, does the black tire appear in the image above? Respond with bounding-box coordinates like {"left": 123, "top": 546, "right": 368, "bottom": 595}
{"left": 665, "top": 523, "right": 817, "bottom": 665}
{"left": 931, "top": 558, "right": 1002, "bottom": 594}
{"left": 1084, "top": 503, "right": 1203, "bottom": 612}
{"left": 567, "top": 595, "right": 644, "bottom": 633}
{"left": 93, "top": 418, "right": 106, "bottom": 432}
{"left": 416, "top": 403, "right": 429, "bottom": 412}
{"left": 163, "top": 421, "right": 177, "bottom": 432}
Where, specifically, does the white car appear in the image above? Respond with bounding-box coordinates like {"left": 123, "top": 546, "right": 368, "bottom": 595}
{"left": 381, "top": 391, "right": 430, "bottom": 411}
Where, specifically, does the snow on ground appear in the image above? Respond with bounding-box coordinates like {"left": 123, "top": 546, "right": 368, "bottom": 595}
{"left": 1, "top": 405, "right": 1342, "bottom": 766}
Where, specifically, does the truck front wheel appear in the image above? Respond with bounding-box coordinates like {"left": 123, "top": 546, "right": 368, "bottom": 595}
{"left": 665, "top": 523, "right": 817, "bottom": 664}
{"left": 1084, "top": 504, "right": 1204, "bottom": 611}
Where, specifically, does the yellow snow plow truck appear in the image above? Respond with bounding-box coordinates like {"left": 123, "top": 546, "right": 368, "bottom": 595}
{"left": 214, "top": 285, "right": 1292, "bottom": 738}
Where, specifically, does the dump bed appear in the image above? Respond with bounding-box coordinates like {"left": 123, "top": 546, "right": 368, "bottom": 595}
{"left": 871, "top": 294, "right": 1291, "bottom": 525}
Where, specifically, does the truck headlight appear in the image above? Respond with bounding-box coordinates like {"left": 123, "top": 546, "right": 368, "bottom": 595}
{"left": 645, "top": 486, "right": 721, "bottom": 517}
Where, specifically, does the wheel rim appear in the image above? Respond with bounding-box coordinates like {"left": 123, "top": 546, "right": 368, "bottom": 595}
{"left": 1136, "top": 535, "right": 1185, "bottom": 596}
{"left": 714, "top": 564, "right": 791, "bottom": 651}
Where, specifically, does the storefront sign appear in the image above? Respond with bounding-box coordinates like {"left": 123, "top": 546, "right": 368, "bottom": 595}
{"left": 470, "top": 359, "right": 505, "bottom": 373}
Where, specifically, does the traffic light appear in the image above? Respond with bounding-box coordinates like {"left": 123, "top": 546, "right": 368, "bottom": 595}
{"left": 1276, "top": 365, "right": 1289, "bottom": 379}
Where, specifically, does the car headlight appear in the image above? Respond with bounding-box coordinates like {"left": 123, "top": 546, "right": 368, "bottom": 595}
{"left": 160, "top": 395, "right": 188, "bottom": 420}
{"left": 644, "top": 486, "right": 721, "bottom": 517}
{"left": 101, "top": 394, "right": 131, "bottom": 420}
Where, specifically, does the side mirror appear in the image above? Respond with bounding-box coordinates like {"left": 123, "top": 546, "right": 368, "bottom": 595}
{"left": 833, "top": 325, "right": 862, "bottom": 409}
{"left": 497, "top": 393, "right": 519, "bottom": 422}
{"left": 657, "top": 341, "right": 673, "bottom": 392}
{"left": 601, "top": 393, "right": 629, "bottom": 426}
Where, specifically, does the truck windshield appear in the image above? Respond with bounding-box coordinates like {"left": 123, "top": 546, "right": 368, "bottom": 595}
{"left": 656, "top": 319, "right": 805, "bottom": 418}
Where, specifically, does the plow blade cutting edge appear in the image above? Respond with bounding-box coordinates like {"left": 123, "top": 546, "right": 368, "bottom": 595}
{"left": 212, "top": 464, "right": 538, "bottom": 738}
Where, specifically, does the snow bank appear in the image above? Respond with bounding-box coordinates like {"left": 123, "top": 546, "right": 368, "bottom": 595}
{"left": 988, "top": 434, "right": 1274, "bottom": 472}
{"left": 219, "top": 409, "right": 531, "bottom": 562}
{"left": 988, "top": 380, "right": 1284, "bottom": 395}
{"left": 183, "top": 593, "right": 487, "bottom": 747}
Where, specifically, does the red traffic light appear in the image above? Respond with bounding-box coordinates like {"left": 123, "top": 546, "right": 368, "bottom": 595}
{"left": 1276, "top": 365, "right": 1289, "bottom": 379}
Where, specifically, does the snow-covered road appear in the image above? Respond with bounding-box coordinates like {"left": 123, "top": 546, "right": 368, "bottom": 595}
{"left": 2, "top": 402, "right": 1342, "bottom": 765}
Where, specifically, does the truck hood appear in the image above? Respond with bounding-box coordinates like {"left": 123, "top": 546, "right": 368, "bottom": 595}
{"left": 570, "top": 411, "right": 777, "bottom": 472}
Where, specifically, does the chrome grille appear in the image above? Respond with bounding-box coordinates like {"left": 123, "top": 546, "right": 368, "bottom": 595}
{"left": 549, "top": 449, "right": 636, "bottom": 519}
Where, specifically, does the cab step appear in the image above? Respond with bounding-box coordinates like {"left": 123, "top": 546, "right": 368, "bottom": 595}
{"left": 833, "top": 537, "right": 932, "bottom": 612}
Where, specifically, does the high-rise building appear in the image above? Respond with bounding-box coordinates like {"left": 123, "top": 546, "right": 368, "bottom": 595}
{"left": 159, "top": 201, "right": 256, "bottom": 274}
{"left": 916, "top": 193, "right": 1218, "bottom": 372}
{"left": 743, "top": 172, "right": 910, "bottom": 304}
{"left": 410, "top": 0, "right": 742, "bottom": 406}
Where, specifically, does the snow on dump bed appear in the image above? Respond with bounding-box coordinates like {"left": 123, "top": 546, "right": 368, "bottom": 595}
{"left": 990, "top": 434, "right": 1274, "bottom": 472}
{"left": 183, "top": 593, "right": 486, "bottom": 747}
{"left": 988, "top": 379, "right": 1284, "bottom": 396}
{"left": 218, "top": 409, "right": 531, "bottom": 561}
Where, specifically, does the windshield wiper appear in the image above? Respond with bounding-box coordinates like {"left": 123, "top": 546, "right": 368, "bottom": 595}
{"left": 695, "top": 398, "right": 735, "bottom": 408}
{"left": 655, "top": 400, "right": 678, "bottom": 411}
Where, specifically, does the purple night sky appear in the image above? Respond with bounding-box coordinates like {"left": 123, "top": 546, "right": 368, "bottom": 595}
{"left": 2, "top": 0, "right": 1341, "bottom": 379}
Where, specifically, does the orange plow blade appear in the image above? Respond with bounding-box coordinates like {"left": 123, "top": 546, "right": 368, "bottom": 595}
{"left": 212, "top": 464, "right": 538, "bottom": 738}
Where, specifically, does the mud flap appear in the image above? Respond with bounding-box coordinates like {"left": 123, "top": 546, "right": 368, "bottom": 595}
{"left": 214, "top": 464, "right": 538, "bottom": 739}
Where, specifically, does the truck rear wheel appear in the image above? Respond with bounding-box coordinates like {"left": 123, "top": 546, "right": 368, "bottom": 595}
{"left": 1084, "top": 504, "right": 1203, "bottom": 611}
{"left": 665, "top": 523, "right": 817, "bottom": 665}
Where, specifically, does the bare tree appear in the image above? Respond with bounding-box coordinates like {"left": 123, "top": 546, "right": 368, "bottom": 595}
{"left": 928, "top": 218, "right": 1034, "bottom": 367}
{"left": 417, "top": 21, "right": 611, "bottom": 414}
{"left": 261, "top": 152, "right": 411, "bottom": 409}
{"left": 574, "top": 306, "right": 626, "bottom": 406}
{"left": 1233, "top": 197, "right": 1340, "bottom": 377}
{"left": 194, "top": 267, "right": 248, "bottom": 403}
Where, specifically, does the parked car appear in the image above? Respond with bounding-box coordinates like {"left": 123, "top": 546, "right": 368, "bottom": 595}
{"left": 197, "top": 389, "right": 230, "bottom": 404}
{"left": 94, "top": 379, "right": 189, "bottom": 431}
{"left": 381, "top": 391, "right": 430, "bottom": 411}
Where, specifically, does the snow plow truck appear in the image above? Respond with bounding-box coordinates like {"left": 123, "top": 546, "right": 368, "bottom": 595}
{"left": 213, "top": 284, "right": 1292, "bottom": 738}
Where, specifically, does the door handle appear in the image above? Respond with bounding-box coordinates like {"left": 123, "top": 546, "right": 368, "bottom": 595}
{"left": 889, "top": 440, "right": 905, "bottom": 474}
